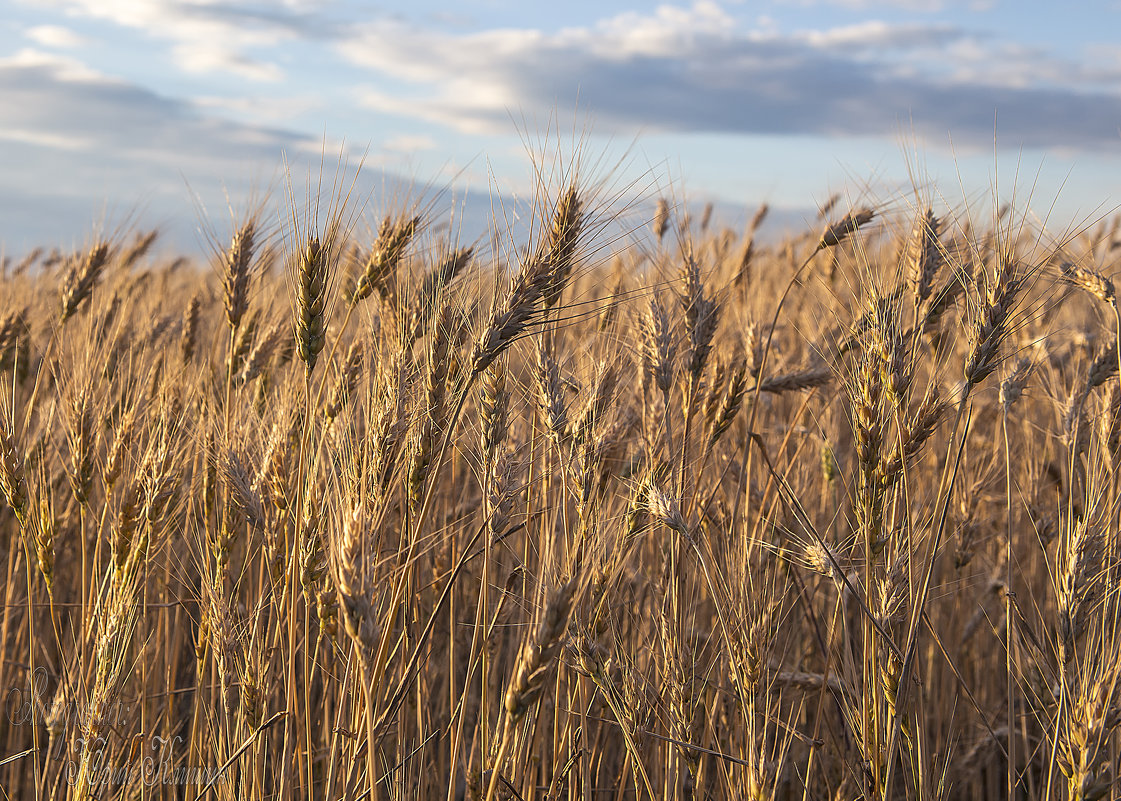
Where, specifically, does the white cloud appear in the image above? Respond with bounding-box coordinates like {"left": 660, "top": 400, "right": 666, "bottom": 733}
{"left": 382, "top": 134, "right": 438, "bottom": 153}
{"left": 0, "top": 127, "right": 91, "bottom": 151}
{"left": 797, "top": 20, "right": 961, "bottom": 50}
{"left": 193, "top": 93, "right": 326, "bottom": 126}
{"left": 774, "top": 0, "right": 948, "bottom": 9}
{"left": 24, "top": 0, "right": 309, "bottom": 80}
{"left": 0, "top": 48, "right": 102, "bottom": 81}
{"left": 171, "top": 40, "right": 284, "bottom": 82}
{"left": 25, "top": 24, "right": 86, "bottom": 48}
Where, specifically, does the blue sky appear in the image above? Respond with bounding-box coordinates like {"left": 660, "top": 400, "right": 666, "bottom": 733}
{"left": 2, "top": 0, "right": 1121, "bottom": 254}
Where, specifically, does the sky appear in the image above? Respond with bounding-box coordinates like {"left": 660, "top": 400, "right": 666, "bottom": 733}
{"left": 2, "top": 0, "right": 1121, "bottom": 255}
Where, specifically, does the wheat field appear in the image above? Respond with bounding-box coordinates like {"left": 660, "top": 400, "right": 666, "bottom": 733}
{"left": 0, "top": 157, "right": 1119, "bottom": 800}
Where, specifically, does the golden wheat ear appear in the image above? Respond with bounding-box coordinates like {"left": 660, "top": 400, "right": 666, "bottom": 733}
{"left": 222, "top": 221, "right": 257, "bottom": 330}
{"left": 59, "top": 240, "right": 112, "bottom": 323}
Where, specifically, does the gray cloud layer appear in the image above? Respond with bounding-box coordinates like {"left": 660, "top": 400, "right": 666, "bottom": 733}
{"left": 0, "top": 53, "right": 318, "bottom": 249}
{"left": 21, "top": 2, "right": 1121, "bottom": 151}
{"left": 0, "top": 52, "right": 486, "bottom": 252}
{"left": 342, "top": 6, "right": 1121, "bottom": 150}
{"left": 1, "top": 58, "right": 305, "bottom": 158}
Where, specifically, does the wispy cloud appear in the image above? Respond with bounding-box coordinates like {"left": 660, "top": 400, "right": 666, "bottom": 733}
{"left": 0, "top": 51, "right": 311, "bottom": 162}
{"left": 341, "top": 2, "right": 1121, "bottom": 150}
{"left": 24, "top": 0, "right": 319, "bottom": 80}
{"left": 773, "top": 0, "right": 995, "bottom": 10}
{"left": 0, "top": 50, "right": 321, "bottom": 247}
{"left": 24, "top": 24, "right": 86, "bottom": 49}
{"left": 382, "top": 134, "right": 438, "bottom": 153}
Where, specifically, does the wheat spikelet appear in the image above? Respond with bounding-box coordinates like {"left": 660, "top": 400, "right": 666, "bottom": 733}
{"left": 878, "top": 389, "right": 948, "bottom": 486}
{"left": 803, "top": 540, "right": 845, "bottom": 586}
{"left": 999, "top": 356, "right": 1034, "bottom": 412}
{"left": 533, "top": 340, "right": 568, "bottom": 444}
{"left": 1057, "top": 517, "right": 1107, "bottom": 664}
{"left": 871, "top": 303, "right": 911, "bottom": 409}
{"left": 113, "top": 476, "right": 144, "bottom": 574}
{"left": 487, "top": 450, "right": 520, "bottom": 544}
{"left": 853, "top": 353, "right": 885, "bottom": 547}
{"left": 645, "top": 480, "right": 688, "bottom": 536}
{"left": 77, "top": 580, "right": 139, "bottom": 794}
{"left": 817, "top": 208, "right": 875, "bottom": 251}
{"left": 653, "top": 198, "right": 671, "bottom": 243}
{"left": 0, "top": 414, "right": 29, "bottom": 527}
{"left": 335, "top": 503, "right": 380, "bottom": 671}
{"left": 409, "top": 302, "right": 457, "bottom": 511}
{"left": 352, "top": 213, "right": 420, "bottom": 305}
{"left": 1060, "top": 260, "right": 1116, "bottom": 307}
{"left": 119, "top": 229, "right": 158, "bottom": 270}
{"left": 411, "top": 246, "right": 472, "bottom": 342}
{"left": 1060, "top": 669, "right": 1121, "bottom": 801}
{"left": 295, "top": 236, "right": 329, "bottom": 375}
{"left": 679, "top": 255, "right": 719, "bottom": 379}
{"left": 640, "top": 296, "right": 675, "bottom": 395}
{"left": 1085, "top": 336, "right": 1118, "bottom": 393}
{"left": 222, "top": 221, "right": 256, "bottom": 330}
{"left": 228, "top": 308, "right": 260, "bottom": 378}
{"left": 906, "top": 208, "right": 943, "bottom": 304}
{"left": 734, "top": 203, "right": 769, "bottom": 289}
{"left": 33, "top": 480, "right": 55, "bottom": 594}
{"left": 504, "top": 577, "right": 577, "bottom": 721}
{"left": 542, "top": 183, "right": 583, "bottom": 309}
{"left": 368, "top": 353, "right": 411, "bottom": 496}
{"left": 470, "top": 253, "right": 554, "bottom": 376}
{"left": 258, "top": 414, "right": 298, "bottom": 511}
{"left": 479, "top": 359, "right": 509, "bottom": 466}
{"left": 60, "top": 240, "right": 111, "bottom": 322}
{"left": 64, "top": 387, "right": 96, "bottom": 506}
{"left": 300, "top": 498, "right": 328, "bottom": 601}
{"left": 323, "top": 340, "right": 364, "bottom": 419}
{"left": 963, "top": 252, "right": 1021, "bottom": 390}
{"left": 1100, "top": 384, "right": 1121, "bottom": 458}
{"left": 757, "top": 365, "right": 832, "bottom": 395}
{"left": 237, "top": 322, "right": 286, "bottom": 385}
{"left": 709, "top": 359, "right": 748, "bottom": 445}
